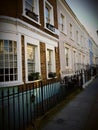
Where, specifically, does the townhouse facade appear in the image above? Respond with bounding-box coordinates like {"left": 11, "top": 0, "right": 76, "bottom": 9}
{"left": 0, "top": 0, "right": 60, "bottom": 87}
{"left": 57, "top": 0, "right": 92, "bottom": 78}
{"left": 89, "top": 38, "right": 98, "bottom": 65}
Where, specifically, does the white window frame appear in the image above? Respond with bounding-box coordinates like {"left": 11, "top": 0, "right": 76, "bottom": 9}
{"left": 81, "top": 35, "right": 83, "bottom": 45}
{"left": 27, "top": 43, "right": 36, "bottom": 75}
{"left": 23, "top": 0, "right": 40, "bottom": 24}
{"left": 0, "top": 33, "right": 22, "bottom": 87}
{"left": 60, "top": 13, "right": 67, "bottom": 34}
{"left": 44, "top": 0, "right": 54, "bottom": 31}
{"left": 46, "top": 44, "right": 56, "bottom": 78}
{"left": 69, "top": 23, "right": 73, "bottom": 39}
{"left": 25, "top": 36, "right": 41, "bottom": 82}
{"left": 76, "top": 30, "right": 79, "bottom": 43}
{"left": 73, "top": 49, "right": 77, "bottom": 71}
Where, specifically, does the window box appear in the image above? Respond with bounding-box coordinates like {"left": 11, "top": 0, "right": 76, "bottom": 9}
{"left": 46, "top": 23, "right": 55, "bottom": 32}
{"left": 48, "top": 72, "right": 56, "bottom": 78}
{"left": 28, "top": 72, "right": 40, "bottom": 81}
{"left": 25, "top": 9, "right": 38, "bottom": 22}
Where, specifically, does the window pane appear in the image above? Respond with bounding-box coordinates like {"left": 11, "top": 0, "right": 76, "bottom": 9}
{"left": 10, "top": 68, "right": 13, "bottom": 74}
{"left": 28, "top": 63, "right": 35, "bottom": 74}
{"left": 14, "top": 61, "right": 17, "bottom": 68}
{"left": 4, "top": 40, "right": 9, "bottom": 52}
{"left": 0, "top": 54, "right": 3, "bottom": 60}
{"left": 0, "top": 60, "right": 3, "bottom": 67}
{"left": 61, "top": 14, "right": 64, "bottom": 31}
{"left": 5, "top": 61, "right": 9, "bottom": 68}
{"left": 14, "top": 75, "right": 17, "bottom": 80}
{"left": 10, "top": 75, "right": 13, "bottom": 81}
{"left": 27, "top": 44, "right": 36, "bottom": 77}
{"left": 9, "top": 54, "right": 13, "bottom": 61}
{"left": 5, "top": 75, "right": 9, "bottom": 81}
{"left": 27, "top": 44, "right": 35, "bottom": 61}
{"left": 5, "top": 68, "right": 9, "bottom": 74}
{"left": 9, "top": 41, "right": 13, "bottom": 52}
{"left": 14, "top": 68, "right": 17, "bottom": 74}
{"left": 0, "top": 76, "right": 4, "bottom": 82}
{"left": 0, "top": 40, "right": 3, "bottom": 53}
{"left": 25, "top": 0, "right": 34, "bottom": 12}
{"left": 10, "top": 61, "right": 13, "bottom": 67}
{"left": 47, "top": 49, "right": 52, "bottom": 72}
{"left": 14, "top": 55, "right": 17, "bottom": 60}
{"left": 0, "top": 69, "right": 4, "bottom": 74}
{"left": 45, "top": 4, "right": 50, "bottom": 23}
{"left": 5, "top": 54, "right": 9, "bottom": 61}
{"left": 65, "top": 47, "right": 69, "bottom": 66}
{"left": 14, "top": 41, "right": 17, "bottom": 54}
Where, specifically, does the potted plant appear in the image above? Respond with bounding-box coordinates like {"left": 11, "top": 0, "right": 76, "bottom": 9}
{"left": 28, "top": 72, "right": 40, "bottom": 81}
{"left": 48, "top": 72, "right": 56, "bottom": 78}
{"left": 25, "top": 8, "right": 38, "bottom": 21}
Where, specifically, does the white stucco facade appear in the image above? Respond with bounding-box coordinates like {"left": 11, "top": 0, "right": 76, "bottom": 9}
{"left": 57, "top": 0, "right": 90, "bottom": 78}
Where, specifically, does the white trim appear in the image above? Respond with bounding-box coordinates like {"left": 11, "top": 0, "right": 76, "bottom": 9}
{"left": 0, "top": 81, "right": 24, "bottom": 87}
{"left": 0, "top": 32, "right": 17, "bottom": 41}
{"left": 17, "top": 33, "right": 23, "bottom": 83}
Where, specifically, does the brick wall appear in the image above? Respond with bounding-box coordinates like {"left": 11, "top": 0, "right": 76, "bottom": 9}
{"left": 40, "top": 42, "right": 47, "bottom": 81}
{"left": 21, "top": 35, "right": 25, "bottom": 83}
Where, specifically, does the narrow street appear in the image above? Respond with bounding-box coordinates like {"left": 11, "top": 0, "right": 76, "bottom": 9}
{"left": 39, "top": 77, "right": 98, "bottom": 130}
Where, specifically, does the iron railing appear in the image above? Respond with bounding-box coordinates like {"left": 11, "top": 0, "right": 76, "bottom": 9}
{"left": 0, "top": 67, "right": 97, "bottom": 130}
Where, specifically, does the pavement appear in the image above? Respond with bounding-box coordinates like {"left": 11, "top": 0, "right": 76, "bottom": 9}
{"left": 38, "top": 77, "right": 98, "bottom": 130}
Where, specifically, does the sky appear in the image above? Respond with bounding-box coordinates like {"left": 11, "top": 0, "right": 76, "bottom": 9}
{"left": 65, "top": 0, "right": 98, "bottom": 44}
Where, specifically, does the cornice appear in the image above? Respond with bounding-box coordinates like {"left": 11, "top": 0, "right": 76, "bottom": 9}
{"left": 0, "top": 16, "right": 59, "bottom": 43}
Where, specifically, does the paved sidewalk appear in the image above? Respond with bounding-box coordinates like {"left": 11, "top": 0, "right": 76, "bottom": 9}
{"left": 40, "top": 77, "right": 98, "bottom": 130}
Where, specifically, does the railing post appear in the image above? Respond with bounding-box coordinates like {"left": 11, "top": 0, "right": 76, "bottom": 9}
{"left": 41, "top": 81, "right": 44, "bottom": 114}
{"left": 1, "top": 89, "right": 4, "bottom": 130}
{"left": 13, "top": 87, "right": 15, "bottom": 130}
{"left": 7, "top": 88, "right": 10, "bottom": 130}
{"left": 18, "top": 86, "right": 20, "bottom": 130}
{"left": 82, "top": 69, "right": 85, "bottom": 85}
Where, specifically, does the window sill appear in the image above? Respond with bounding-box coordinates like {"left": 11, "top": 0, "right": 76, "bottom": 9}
{"left": 26, "top": 79, "right": 42, "bottom": 84}
{"left": 61, "top": 31, "right": 67, "bottom": 36}
{"left": 44, "top": 26, "right": 55, "bottom": 34}
{"left": 47, "top": 76, "right": 57, "bottom": 79}
{"left": 70, "top": 37, "right": 74, "bottom": 41}
{"left": 22, "top": 13, "right": 41, "bottom": 26}
{"left": 0, "top": 81, "right": 24, "bottom": 87}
